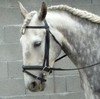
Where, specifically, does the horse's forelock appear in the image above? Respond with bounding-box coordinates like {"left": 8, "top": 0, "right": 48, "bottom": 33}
{"left": 20, "top": 11, "right": 36, "bottom": 34}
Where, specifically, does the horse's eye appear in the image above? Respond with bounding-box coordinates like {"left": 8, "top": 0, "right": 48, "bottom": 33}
{"left": 34, "top": 41, "right": 41, "bottom": 47}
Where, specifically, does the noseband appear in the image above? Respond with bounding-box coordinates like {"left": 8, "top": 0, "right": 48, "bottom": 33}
{"left": 22, "top": 20, "right": 100, "bottom": 82}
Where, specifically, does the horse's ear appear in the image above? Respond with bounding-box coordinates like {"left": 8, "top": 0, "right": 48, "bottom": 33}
{"left": 38, "top": 2, "right": 47, "bottom": 21}
{"left": 18, "top": 1, "right": 28, "bottom": 18}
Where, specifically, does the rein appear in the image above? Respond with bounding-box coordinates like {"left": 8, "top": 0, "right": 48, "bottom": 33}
{"left": 23, "top": 62, "right": 100, "bottom": 72}
{"left": 22, "top": 20, "right": 100, "bottom": 82}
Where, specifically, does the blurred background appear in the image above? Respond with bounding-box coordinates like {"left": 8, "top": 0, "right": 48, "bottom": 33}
{"left": 0, "top": 0, "right": 99, "bottom": 99}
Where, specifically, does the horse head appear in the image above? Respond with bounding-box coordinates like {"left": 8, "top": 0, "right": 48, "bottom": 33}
{"left": 18, "top": 2, "right": 62, "bottom": 92}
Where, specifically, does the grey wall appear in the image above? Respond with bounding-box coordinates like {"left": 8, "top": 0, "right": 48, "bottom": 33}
{"left": 0, "top": 0, "right": 100, "bottom": 99}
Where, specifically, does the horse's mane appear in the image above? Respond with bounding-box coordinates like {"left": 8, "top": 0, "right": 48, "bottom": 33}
{"left": 20, "top": 4, "right": 100, "bottom": 34}
{"left": 48, "top": 5, "right": 100, "bottom": 24}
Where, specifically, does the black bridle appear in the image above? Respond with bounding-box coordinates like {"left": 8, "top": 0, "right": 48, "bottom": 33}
{"left": 22, "top": 20, "right": 100, "bottom": 82}
{"left": 22, "top": 20, "right": 67, "bottom": 82}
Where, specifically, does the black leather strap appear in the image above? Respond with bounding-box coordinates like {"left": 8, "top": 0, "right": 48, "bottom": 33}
{"left": 42, "top": 20, "right": 50, "bottom": 68}
{"left": 24, "top": 70, "right": 46, "bottom": 82}
{"left": 26, "top": 26, "right": 49, "bottom": 29}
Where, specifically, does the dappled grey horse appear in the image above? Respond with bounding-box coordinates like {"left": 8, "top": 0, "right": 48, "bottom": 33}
{"left": 18, "top": 2, "right": 100, "bottom": 99}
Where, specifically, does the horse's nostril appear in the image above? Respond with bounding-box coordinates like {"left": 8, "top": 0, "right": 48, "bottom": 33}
{"left": 28, "top": 81, "right": 38, "bottom": 92}
{"left": 31, "top": 81, "right": 37, "bottom": 88}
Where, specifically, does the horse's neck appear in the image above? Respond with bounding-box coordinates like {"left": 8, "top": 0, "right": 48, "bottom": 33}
{"left": 47, "top": 11, "right": 100, "bottom": 99}
{"left": 46, "top": 11, "right": 79, "bottom": 56}
{"left": 47, "top": 11, "right": 100, "bottom": 65}
{"left": 47, "top": 11, "right": 79, "bottom": 35}
{"left": 47, "top": 11, "right": 84, "bottom": 64}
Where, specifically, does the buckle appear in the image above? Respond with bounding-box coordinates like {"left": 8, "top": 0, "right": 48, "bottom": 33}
{"left": 43, "top": 67, "right": 52, "bottom": 74}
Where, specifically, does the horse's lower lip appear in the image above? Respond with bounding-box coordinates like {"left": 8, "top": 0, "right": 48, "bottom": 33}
{"left": 39, "top": 84, "right": 45, "bottom": 91}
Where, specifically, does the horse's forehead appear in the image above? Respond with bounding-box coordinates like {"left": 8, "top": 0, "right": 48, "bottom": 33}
{"left": 21, "top": 28, "right": 45, "bottom": 44}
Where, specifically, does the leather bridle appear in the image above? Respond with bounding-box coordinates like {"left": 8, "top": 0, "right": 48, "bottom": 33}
{"left": 22, "top": 20, "right": 67, "bottom": 82}
{"left": 22, "top": 20, "right": 100, "bottom": 83}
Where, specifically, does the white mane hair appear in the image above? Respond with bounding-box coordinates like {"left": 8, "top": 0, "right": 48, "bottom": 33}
{"left": 48, "top": 5, "right": 100, "bottom": 24}
{"left": 20, "top": 11, "right": 36, "bottom": 34}
{"left": 21, "top": 4, "right": 100, "bottom": 34}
